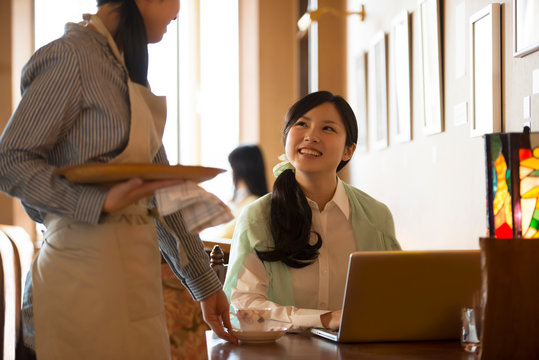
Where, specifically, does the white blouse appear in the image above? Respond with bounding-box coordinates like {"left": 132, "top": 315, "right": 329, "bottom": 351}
{"left": 230, "top": 180, "right": 357, "bottom": 330}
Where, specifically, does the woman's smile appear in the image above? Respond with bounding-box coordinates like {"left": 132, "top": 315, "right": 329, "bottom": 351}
{"left": 299, "top": 147, "right": 322, "bottom": 157}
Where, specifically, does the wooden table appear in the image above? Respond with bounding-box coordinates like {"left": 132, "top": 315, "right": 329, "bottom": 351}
{"left": 206, "top": 331, "right": 476, "bottom": 359}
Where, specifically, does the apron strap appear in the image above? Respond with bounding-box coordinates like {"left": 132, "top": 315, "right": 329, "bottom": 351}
{"left": 83, "top": 14, "right": 126, "bottom": 68}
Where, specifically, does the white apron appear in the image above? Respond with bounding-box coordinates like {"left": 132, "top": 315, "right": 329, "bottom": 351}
{"left": 32, "top": 15, "right": 170, "bottom": 360}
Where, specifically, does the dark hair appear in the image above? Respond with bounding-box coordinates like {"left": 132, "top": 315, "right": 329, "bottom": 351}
{"left": 97, "top": 0, "right": 148, "bottom": 85}
{"left": 228, "top": 145, "right": 268, "bottom": 199}
{"left": 257, "top": 91, "right": 358, "bottom": 268}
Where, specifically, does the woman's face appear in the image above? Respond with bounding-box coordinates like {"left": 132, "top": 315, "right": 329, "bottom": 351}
{"left": 285, "top": 102, "right": 355, "bottom": 178}
{"left": 137, "top": 0, "right": 180, "bottom": 43}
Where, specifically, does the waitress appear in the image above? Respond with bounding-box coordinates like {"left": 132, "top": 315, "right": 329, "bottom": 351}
{"left": 0, "top": 0, "right": 235, "bottom": 359}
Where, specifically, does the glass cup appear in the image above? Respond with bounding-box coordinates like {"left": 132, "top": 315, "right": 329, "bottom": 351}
{"left": 230, "top": 308, "right": 271, "bottom": 332}
{"left": 461, "top": 307, "right": 482, "bottom": 353}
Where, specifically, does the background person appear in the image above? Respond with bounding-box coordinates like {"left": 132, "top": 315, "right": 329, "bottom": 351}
{"left": 218, "top": 144, "right": 269, "bottom": 239}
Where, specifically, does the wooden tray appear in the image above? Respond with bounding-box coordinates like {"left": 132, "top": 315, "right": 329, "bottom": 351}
{"left": 56, "top": 163, "right": 226, "bottom": 184}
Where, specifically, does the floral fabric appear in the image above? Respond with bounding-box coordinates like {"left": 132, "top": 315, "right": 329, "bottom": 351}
{"left": 162, "top": 263, "right": 209, "bottom": 360}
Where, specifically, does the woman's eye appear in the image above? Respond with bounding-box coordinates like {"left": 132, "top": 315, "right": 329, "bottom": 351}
{"left": 324, "top": 126, "right": 335, "bottom": 132}
{"left": 295, "top": 121, "right": 307, "bottom": 127}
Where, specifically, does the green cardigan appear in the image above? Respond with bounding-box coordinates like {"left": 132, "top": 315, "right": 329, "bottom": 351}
{"left": 223, "top": 182, "right": 401, "bottom": 306}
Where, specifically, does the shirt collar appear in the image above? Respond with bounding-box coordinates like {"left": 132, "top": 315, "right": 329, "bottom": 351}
{"left": 234, "top": 187, "right": 250, "bottom": 203}
{"left": 306, "top": 178, "right": 350, "bottom": 220}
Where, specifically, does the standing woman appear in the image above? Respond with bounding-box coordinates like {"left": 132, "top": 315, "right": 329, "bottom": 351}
{"left": 0, "top": 1, "right": 235, "bottom": 359}
{"left": 224, "top": 91, "right": 401, "bottom": 331}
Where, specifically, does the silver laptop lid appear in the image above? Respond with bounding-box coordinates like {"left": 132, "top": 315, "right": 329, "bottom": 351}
{"left": 337, "top": 250, "right": 481, "bottom": 343}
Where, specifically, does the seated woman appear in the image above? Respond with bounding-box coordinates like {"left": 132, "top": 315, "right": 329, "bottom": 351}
{"left": 223, "top": 91, "right": 401, "bottom": 331}
{"left": 219, "top": 145, "right": 269, "bottom": 239}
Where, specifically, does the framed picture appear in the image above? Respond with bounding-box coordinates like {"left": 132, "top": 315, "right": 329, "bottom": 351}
{"left": 354, "top": 52, "right": 369, "bottom": 152}
{"left": 514, "top": 0, "right": 539, "bottom": 57}
{"left": 390, "top": 10, "right": 412, "bottom": 143}
{"left": 418, "top": 0, "right": 443, "bottom": 135}
{"left": 470, "top": 3, "right": 501, "bottom": 137}
{"left": 368, "top": 31, "right": 388, "bottom": 150}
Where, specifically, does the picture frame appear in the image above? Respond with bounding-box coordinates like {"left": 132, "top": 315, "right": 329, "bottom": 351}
{"left": 354, "top": 52, "right": 369, "bottom": 152}
{"left": 470, "top": 3, "right": 501, "bottom": 137}
{"left": 368, "top": 31, "right": 388, "bottom": 150}
{"left": 513, "top": 0, "right": 539, "bottom": 57}
{"left": 390, "top": 10, "right": 412, "bottom": 143}
{"left": 418, "top": 0, "right": 443, "bottom": 135}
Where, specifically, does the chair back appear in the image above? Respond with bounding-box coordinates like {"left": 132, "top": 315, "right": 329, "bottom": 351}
{"left": 0, "top": 231, "right": 18, "bottom": 360}
{"left": 210, "top": 245, "right": 227, "bottom": 284}
{"left": 0, "top": 226, "right": 34, "bottom": 303}
{"left": 0, "top": 226, "right": 35, "bottom": 360}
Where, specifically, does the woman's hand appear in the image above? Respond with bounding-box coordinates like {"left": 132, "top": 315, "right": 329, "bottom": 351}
{"left": 102, "top": 177, "right": 183, "bottom": 213}
{"left": 200, "top": 290, "right": 238, "bottom": 343}
{"left": 320, "top": 309, "right": 342, "bottom": 331}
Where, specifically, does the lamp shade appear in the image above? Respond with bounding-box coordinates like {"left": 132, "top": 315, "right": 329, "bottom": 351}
{"left": 485, "top": 130, "right": 539, "bottom": 238}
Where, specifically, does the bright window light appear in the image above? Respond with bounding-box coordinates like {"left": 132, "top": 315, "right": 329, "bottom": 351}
{"left": 34, "top": 0, "right": 96, "bottom": 50}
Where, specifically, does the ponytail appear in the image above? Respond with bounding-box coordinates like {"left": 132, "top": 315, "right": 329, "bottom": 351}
{"left": 256, "top": 169, "right": 322, "bottom": 268}
{"left": 97, "top": 0, "right": 148, "bottom": 85}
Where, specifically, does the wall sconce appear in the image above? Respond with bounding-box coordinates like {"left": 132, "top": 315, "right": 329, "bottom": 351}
{"left": 297, "top": 4, "right": 366, "bottom": 32}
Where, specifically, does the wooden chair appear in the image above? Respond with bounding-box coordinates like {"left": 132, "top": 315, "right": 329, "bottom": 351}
{"left": 0, "top": 226, "right": 35, "bottom": 322}
{"left": 209, "top": 245, "right": 227, "bottom": 284}
{"left": 203, "top": 239, "right": 230, "bottom": 264}
{"left": 0, "top": 226, "right": 34, "bottom": 303}
{"left": 0, "top": 231, "right": 18, "bottom": 360}
{"left": 0, "top": 226, "right": 35, "bottom": 360}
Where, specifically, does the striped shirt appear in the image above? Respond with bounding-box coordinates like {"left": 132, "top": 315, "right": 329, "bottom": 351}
{"left": 0, "top": 22, "right": 222, "bottom": 349}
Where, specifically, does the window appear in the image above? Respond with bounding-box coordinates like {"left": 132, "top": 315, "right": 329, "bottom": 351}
{"left": 34, "top": 0, "right": 96, "bottom": 50}
{"left": 176, "top": 0, "right": 239, "bottom": 200}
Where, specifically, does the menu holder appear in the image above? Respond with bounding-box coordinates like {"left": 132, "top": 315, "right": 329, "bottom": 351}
{"left": 479, "top": 237, "right": 539, "bottom": 359}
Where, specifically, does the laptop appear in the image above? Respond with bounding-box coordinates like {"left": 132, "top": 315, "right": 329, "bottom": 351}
{"left": 311, "top": 250, "right": 481, "bottom": 343}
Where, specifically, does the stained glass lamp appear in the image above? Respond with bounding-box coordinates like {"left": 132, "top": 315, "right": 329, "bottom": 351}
{"left": 485, "top": 129, "right": 539, "bottom": 238}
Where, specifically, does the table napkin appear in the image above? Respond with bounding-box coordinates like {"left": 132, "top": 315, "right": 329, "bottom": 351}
{"left": 155, "top": 181, "right": 233, "bottom": 234}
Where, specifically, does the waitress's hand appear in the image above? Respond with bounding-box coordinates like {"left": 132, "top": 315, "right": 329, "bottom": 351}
{"left": 200, "top": 290, "right": 238, "bottom": 343}
{"left": 320, "top": 309, "right": 342, "bottom": 331}
{"left": 102, "top": 177, "right": 183, "bottom": 213}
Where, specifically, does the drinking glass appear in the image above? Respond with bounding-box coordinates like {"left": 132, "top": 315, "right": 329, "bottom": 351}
{"left": 461, "top": 307, "right": 482, "bottom": 353}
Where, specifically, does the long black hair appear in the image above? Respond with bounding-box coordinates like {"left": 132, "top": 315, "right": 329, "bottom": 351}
{"left": 97, "top": 0, "right": 148, "bottom": 85}
{"left": 228, "top": 145, "right": 268, "bottom": 199}
{"left": 256, "top": 91, "right": 358, "bottom": 268}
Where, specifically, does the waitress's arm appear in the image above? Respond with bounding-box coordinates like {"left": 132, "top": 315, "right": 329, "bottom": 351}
{"left": 156, "top": 212, "right": 222, "bottom": 298}
{"left": 152, "top": 146, "right": 222, "bottom": 299}
{"left": 152, "top": 147, "right": 236, "bottom": 342}
{"left": 155, "top": 190, "right": 237, "bottom": 342}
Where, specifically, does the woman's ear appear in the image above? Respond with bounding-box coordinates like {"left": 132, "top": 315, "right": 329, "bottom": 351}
{"left": 342, "top": 143, "right": 357, "bottom": 162}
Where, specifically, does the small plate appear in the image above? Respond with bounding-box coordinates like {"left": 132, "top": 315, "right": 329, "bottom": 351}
{"left": 56, "top": 163, "right": 225, "bottom": 184}
{"left": 231, "top": 329, "right": 287, "bottom": 343}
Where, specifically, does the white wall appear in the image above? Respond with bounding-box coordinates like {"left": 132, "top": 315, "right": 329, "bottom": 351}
{"left": 346, "top": 0, "right": 539, "bottom": 249}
